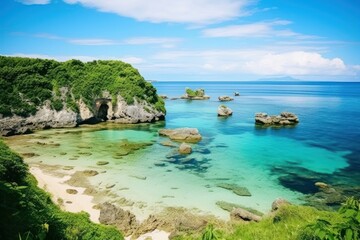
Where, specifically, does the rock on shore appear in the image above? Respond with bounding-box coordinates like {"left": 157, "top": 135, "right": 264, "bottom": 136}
{"left": 159, "top": 128, "right": 202, "bottom": 143}
{"left": 255, "top": 112, "right": 299, "bottom": 126}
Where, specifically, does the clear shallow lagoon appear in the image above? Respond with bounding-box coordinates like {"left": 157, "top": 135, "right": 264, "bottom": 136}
{"left": 5, "top": 81, "right": 360, "bottom": 220}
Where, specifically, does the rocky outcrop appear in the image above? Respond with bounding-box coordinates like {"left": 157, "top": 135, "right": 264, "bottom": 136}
{"left": 217, "top": 105, "right": 233, "bottom": 117}
{"left": 271, "top": 198, "right": 291, "bottom": 211}
{"left": 218, "top": 96, "right": 234, "bottom": 101}
{"left": 99, "top": 202, "right": 139, "bottom": 236}
{"left": 159, "top": 95, "right": 168, "bottom": 99}
{"left": 230, "top": 208, "right": 262, "bottom": 222}
{"left": 0, "top": 103, "right": 78, "bottom": 136}
{"left": 234, "top": 92, "right": 240, "bottom": 96}
{"left": 159, "top": 128, "right": 202, "bottom": 143}
{"left": 0, "top": 93, "right": 165, "bottom": 136}
{"left": 255, "top": 112, "right": 299, "bottom": 126}
{"left": 179, "top": 142, "right": 192, "bottom": 154}
{"left": 180, "top": 88, "right": 210, "bottom": 100}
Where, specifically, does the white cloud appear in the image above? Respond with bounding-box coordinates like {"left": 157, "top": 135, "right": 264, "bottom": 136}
{"left": 16, "top": 0, "right": 50, "bottom": 5}
{"left": 63, "top": 0, "right": 252, "bottom": 24}
{"left": 123, "top": 37, "right": 182, "bottom": 48}
{"left": 153, "top": 49, "right": 352, "bottom": 77}
{"left": 202, "top": 20, "right": 305, "bottom": 38}
{"left": 243, "top": 51, "right": 347, "bottom": 75}
{"left": 67, "top": 38, "right": 118, "bottom": 45}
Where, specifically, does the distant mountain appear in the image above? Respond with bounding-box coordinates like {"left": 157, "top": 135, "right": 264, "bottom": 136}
{"left": 256, "top": 76, "right": 303, "bottom": 82}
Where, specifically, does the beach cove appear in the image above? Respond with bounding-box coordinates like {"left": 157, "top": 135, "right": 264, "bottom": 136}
{"left": 4, "top": 81, "right": 360, "bottom": 232}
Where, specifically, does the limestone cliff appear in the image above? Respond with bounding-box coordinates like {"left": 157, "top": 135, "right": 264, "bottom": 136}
{"left": 0, "top": 56, "right": 165, "bottom": 136}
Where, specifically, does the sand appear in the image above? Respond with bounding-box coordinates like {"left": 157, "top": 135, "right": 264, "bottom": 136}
{"left": 30, "top": 167, "right": 100, "bottom": 223}
{"left": 30, "top": 167, "right": 171, "bottom": 240}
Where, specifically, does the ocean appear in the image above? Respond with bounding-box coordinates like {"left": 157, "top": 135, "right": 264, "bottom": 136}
{"left": 5, "top": 81, "right": 360, "bottom": 220}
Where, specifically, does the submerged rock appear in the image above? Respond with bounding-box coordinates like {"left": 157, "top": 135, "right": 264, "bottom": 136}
{"left": 96, "top": 161, "right": 109, "bottom": 166}
{"left": 217, "top": 105, "right": 233, "bottom": 117}
{"left": 234, "top": 92, "right": 240, "bottom": 96}
{"left": 178, "top": 142, "right": 192, "bottom": 154}
{"left": 82, "top": 170, "right": 99, "bottom": 176}
{"left": 159, "top": 128, "right": 202, "bottom": 143}
{"left": 255, "top": 112, "right": 299, "bottom": 126}
{"left": 217, "top": 183, "right": 252, "bottom": 196}
{"left": 218, "top": 96, "right": 234, "bottom": 101}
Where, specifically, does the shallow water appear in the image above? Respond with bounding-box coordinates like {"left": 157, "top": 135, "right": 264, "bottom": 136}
{"left": 5, "top": 81, "right": 360, "bottom": 220}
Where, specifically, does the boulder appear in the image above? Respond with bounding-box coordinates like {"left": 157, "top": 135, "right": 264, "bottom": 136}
{"left": 179, "top": 142, "right": 192, "bottom": 154}
{"left": 159, "top": 128, "right": 202, "bottom": 143}
{"left": 217, "top": 105, "right": 233, "bottom": 117}
{"left": 255, "top": 112, "right": 299, "bottom": 126}
{"left": 230, "top": 208, "right": 262, "bottom": 222}
{"left": 99, "top": 202, "right": 139, "bottom": 236}
{"left": 218, "top": 96, "right": 234, "bottom": 101}
{"left": 234, "top": 92, "right": 240, "bottom": 96}
{"left": 271, "top": 198, "right": 291, "bottom": 211}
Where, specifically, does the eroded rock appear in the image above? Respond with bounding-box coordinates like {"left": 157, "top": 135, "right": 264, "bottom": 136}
{"left": 179, "top": 142, "right": 192, "bottom": 154}
{"left": 159, "top": 128, "right": 202, "bottom": 143}
{"left": 217, "top": 105, "right": 233, "bottom": 117}
{"left": 218, "top": 96, "right": 234, "bottom": 101}
{"left": 255, "top": 112, "right": 299, "bottom": 126}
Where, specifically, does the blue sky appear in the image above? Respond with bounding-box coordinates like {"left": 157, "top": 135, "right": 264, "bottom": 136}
{"left": 1, "top": 0, "right": 360, "bottom": 81}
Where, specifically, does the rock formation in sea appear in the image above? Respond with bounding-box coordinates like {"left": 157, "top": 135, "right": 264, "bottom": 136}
{"left": 159, "top": 128, "right": 202, "bottom": 143}
{"left": 218, "top": 96, "right": 234, "bottom": 101}
{"left": 234, "top": 92, "right": 240, "bottom": 96}
{"left": 255, "top": 112, "right": 299, "bottom": 126}
{"left": 178, "top": 142, "right": 192, "bottom": 154}
{"left": 217, "top": 105, "right": 233, "bottom": 117}
{"left": 180, "top": 88, "right": 210, "bottom": 100}
{"left": 0, "top": 56, "right": 166, "bottom": 136}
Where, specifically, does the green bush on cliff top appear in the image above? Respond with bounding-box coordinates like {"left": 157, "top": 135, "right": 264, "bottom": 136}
{"left": 0, "top": 56, "right": 165, "bottom": 117}
{"left": 0, "top": 140, "right": 123, "bottom": 240}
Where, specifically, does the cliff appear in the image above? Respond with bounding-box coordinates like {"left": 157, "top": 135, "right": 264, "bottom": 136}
{"left": 0, "top": 56, "right": 165, "bottom": 136}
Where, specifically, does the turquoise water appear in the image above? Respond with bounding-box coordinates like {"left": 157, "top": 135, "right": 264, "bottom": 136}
{"left": 6, "top": 81, "right": 360, "bottom": 220}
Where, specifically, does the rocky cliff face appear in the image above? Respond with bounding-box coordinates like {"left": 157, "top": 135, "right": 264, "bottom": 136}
{"left": 0, "top": 94, "right": 165, "bottom": 136}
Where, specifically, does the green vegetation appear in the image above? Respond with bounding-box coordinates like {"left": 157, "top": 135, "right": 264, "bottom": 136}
{"left": 185, "top": 88, "right": 205, "bottom": 97}
{"left": 0, "top": 140, "right": 123, "bottom": 240}
{"left": 303, "top": 197, "right": 360, "bottom": 240}
{"left": 173, "top": 202, "right": 360, "bottom": 240}
{"left": 0, "top": 56, "right": 165, "bottom": 117}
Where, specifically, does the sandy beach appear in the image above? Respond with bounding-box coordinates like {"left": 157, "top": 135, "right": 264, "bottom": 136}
{"left": 30, "top": 166, "right": 171, "bottom": 240}
{"left": 30, "top": 167, "right": 100, "bottom": 223}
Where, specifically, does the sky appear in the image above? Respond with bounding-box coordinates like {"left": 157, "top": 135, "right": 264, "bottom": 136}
{"left": 1, "top": 0, "right": 360, "bottom": 81}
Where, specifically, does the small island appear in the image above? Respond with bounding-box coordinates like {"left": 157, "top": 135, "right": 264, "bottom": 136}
{"left": 180, "top": 88, "right": 210, "bottom": 100}
{"left": 255, "top": 112, "right": 299, "bottom": 126}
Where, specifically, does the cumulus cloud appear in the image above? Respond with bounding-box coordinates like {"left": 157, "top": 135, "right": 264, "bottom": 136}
{"left": 63, "top": 0, "right": 251, "bottom": 24}
{"left": 202, "top": 20, "right": 305, "bottom": 38}
{"left": 154, "top": 49, "right": 351, "bottom": 77}
{"left": 16, "top": 0, "right": 50, "bottom": 5}
{"left": 243, "top": 51, "right": 347, "bottom": 75}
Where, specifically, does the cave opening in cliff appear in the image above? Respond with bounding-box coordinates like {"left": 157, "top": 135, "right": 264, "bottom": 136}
{"left": 97, "top": 104, "right": 109, "bottom": 121}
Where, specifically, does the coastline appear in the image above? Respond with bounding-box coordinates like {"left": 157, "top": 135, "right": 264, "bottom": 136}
{"left": 29, "top": 166, "right": 100, "bottom": 223}
{"left": 29, "top": 165, "right": 172, "bottom": 239}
